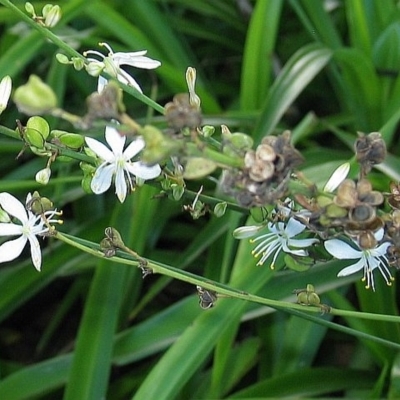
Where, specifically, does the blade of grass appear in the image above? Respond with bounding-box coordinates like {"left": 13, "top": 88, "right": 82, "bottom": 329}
{"left": 240, "top": 0, "right": 283, "bottom": 110}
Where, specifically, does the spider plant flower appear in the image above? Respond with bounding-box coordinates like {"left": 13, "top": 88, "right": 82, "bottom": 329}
{"left": 0, "top": 193, "right": 60, "bottom": 271}
{"left": 85, "top": 125, "right": 161, "bottom": 203}
{"left": 84, "top": 42, "right": 161, "bottom": 93}
{"left": 324, "top": 229, "right": 393, "bottom": 291}
{"left": 0, "top": 75, "right": 12, "bottom": 115}
{"left": 234, "top": 217, "right": 319, "bottom": 268}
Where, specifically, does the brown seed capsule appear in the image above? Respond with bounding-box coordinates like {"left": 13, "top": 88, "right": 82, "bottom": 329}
{"left": 358, "top": 231, "right": 377, "bottom": 249}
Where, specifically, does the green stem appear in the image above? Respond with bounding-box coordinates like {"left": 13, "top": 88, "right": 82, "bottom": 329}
{"left": 55, "top": 231, "right": 400, "bottom": 324}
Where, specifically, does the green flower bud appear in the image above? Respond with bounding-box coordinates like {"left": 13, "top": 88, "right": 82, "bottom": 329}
{"left": 284, "top": 254, "right": 311, "bottom": 272}
{"left": 213, "top": 202, "right": 227, "bottom": 218}
{"left": 56, "top": 53, "right": 69, "bottom": 64}
{"left": 81, "top": 175, "right": 93, "bottom": 193}
{"left": 201, "top": 125, "right": 215, "bottom": 137}
{"left": 250, "top": 206, "right": 268, "bottom": 223}
{"left": 325, "top": 203, "right": 347, "bottom": 218}
{"left": 27, "top": 191, "right": 54, "bottom": 215}
{"left": 183, "top": 157, "right": 216, "bottom": 179}
{"left": 27, "top": 116, "right": 50, "bottom": 140}
{"left": 171, "top": 184, "right": 184, "bottom": 201}
{"left": 25, "top": 2, "right": 35, "bottom": 15}
{"left": 51, "top": 130, "right": 84, "bottom": 149}
{"left": 141, "top": 125, "right": 180, "bottom": 164}
{"left": 72, "top": 57, "right": 85, "bottom": 71}
{"left": 80, "top": 162, "right": 96, "bottom": 174}
{"left": 13, "top": 75, "right": 57, "bottom": 115}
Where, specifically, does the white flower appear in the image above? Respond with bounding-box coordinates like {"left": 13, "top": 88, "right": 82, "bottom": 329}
{"left": 85, "top": 125, "right": 161, "bottom": 203}
{"left": 248, "top": 218, "right": 319, "bottom": 268}
{"left": 324, "top": 230, "right": 393, "bottom": 291}
{"left": 0, "top": 193, "right": 58, "bottom": 271}
{"left": 0, "top": 75, "right": 12, "bottom": 115}
{"left": 84, "top": 42, "right": 161, "bottom": 93}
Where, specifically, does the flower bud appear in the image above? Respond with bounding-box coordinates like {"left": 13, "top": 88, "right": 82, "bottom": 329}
{"left": 25, "top": 116, "right": 50, "bottom": 148}
{"left": 233, "top": 224, "right": 264, "bottom": 239}
{"left": 43, "top": 5, "right": 61, "bottom": 27}
{"left": 0, "top": 75, "right": 12, "bottom": 115}
{"left": 51, "top": 130, "right": 84, "bottom": 149}
{"left": 13, "top": 75, "right": 57, "bottom": 115}
{"left": 35, "top": 167, "right": 51, "bottom": 185}
{"left": 27, "top": 191, "right": 54, "bottom": 214}
{"left": 140, "top": 125, "right": 180, "bottom": 164}
{"left": 213, "top": 202, "right": 227, "bottom": 218}
{"left": 25, "top": 2, "right": 37, "bottom": 17}
{"left": 85, "top": 61, "right": 104, "bottom": 77}
{"left": 200, "top": 125, "right": 215, "bottom": 137}
{"left": 183, "top": 157, "right": 216, "bottom": 179}
{"left": 171, "top": 184, "right": 184, "bottom": 201}
{"left": 186, "top": 67, "right": 201, "bottom": 109}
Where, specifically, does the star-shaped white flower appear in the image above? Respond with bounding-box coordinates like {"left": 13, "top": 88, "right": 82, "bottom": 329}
{"left": 84, "top": 42, "right": 161, "bottom": 93}
{"left": 235, "top": 217, "right": 319, "bottom": 268}
{"left": 85, "top": 125, "right": 161, "bottom": 203}
{"left": 324, "top": 230, "right": 393, "bottom": 290}
{"left": 0, "top": 193, "right": 58, "bottom": 271}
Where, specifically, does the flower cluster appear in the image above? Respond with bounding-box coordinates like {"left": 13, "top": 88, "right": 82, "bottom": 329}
{"left": 222, "top": 131, "right": 304, "bottom": 207}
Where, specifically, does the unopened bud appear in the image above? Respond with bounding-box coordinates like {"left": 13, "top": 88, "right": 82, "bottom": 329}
{"left": 185, "top": 67, "right": 201, "bottom": 109}
{"left": 233, "top": 224, "right": 264, "bottom": 239}
{"left": 43, "top": 5, "right": 61, "bottom": 27}
{"left": 13, "top": 75, "right": 57, "bottom": 115}
{"left": 0, "top": 76, "right": 12, "bottom": 115}
{"left": 35, "top": 167, "right": 51, "bottom": 185}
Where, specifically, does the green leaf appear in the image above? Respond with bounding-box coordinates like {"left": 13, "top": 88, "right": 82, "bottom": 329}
{"left": 253, "top": 43, "right": 332, "bottom": 142}
{"left": 240, "top": 0, "right": 283, "bottom": 110}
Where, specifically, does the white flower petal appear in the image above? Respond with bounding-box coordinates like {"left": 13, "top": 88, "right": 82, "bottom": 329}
{"left": 337, "top": 258, "right": 365, "bottom": 276}
{"left": 97, "top": 75, "right": 108, "bottom": 93}
{"left": 117, "top": 71, "right": 143, "bottom": 93}
{"left": 324, "top": 239, "right": 362, "bottom": 259}
{"left": 85, "top": 137, "right": 114, "bottom": 162}
{"left": 28, "top": 234, "right": 42, "bottom": 271}
{"left": 115, "top": 166, "right": 128, "bottom": 203}
{"left": 371, "top": 242, "right": 391, "bottom": 257}
{"left": 126, "top": 162, "right": 161, "bottom": 180}
{"left": 0, "top": 222, "right": 23, "bottom": 236}
{"left": 105, "top": 126, "right": 125, "bottom": 156}
{"left": 0, "top": 235, "right": 27, "bottom": 263}
{"left": 323, "top": 162, "right": 350, "bottom": 192}
{"left": 287, "top": 237, "right": 318, "bottom": 249}
{"left": 285, "top": 217, "right": 307, "bottom": 237}
{"left": 123, "top": 137, "right": 145, "bottom": 160}
{"left": 0, "top": 192, "right": 28, "bottom": 223}
{"left": 114, "top": 51, "right": 161, "bottom": 69}
{"left": 91, "top": 163, "right": 114, "bottom": 194}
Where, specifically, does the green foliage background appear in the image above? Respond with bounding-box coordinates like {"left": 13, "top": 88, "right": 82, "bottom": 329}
{"left": 0, "top": 0, "right": 400, "bottom": 399}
